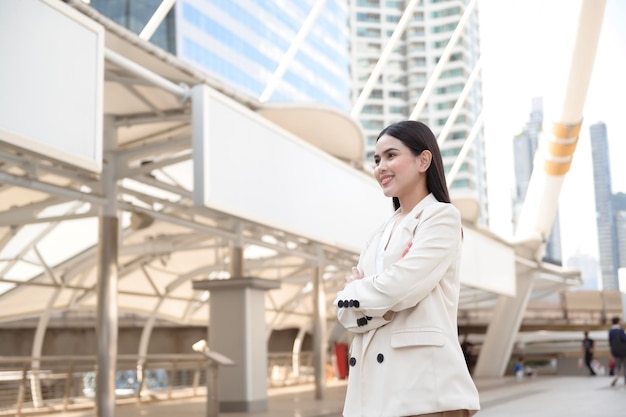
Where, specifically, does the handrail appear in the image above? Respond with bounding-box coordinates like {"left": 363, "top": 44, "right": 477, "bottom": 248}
{"left": 0, "top": 352, "right": 315, "bottom": 415}
{"left": 0, "top": 354, "right": 208, "bottom": 415}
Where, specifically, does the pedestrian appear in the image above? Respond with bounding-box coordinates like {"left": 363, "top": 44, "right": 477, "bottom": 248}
{"left": 514, "top": 357, "right": 525, "bottom": 379}
{"left": 461, "top": 337, "right": 475, "bottom": 374}
{"left": 334, "top": 120, "right": 480, "bottom": 417}
{"left": 581, "top": 330, "right": 596, "bottom": 375}
{"left": 608, "top": 316, "right": 626, "bottom": 387}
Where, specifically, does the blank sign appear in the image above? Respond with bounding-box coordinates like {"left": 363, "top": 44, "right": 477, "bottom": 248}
{"left": 0, "top": 0, "right": 104, "bottom": 172}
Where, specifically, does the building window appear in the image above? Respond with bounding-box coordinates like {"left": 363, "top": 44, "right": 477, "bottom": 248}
{"left": 357, "top": 12, "right": 380, "bottom": 23}
{"left": 357, "top": 0, "right": 380, "bottom": 6}
{"left": 436, "top": 84, "right": 464, "bottom": 94}
{"left": 431, "top": 7, "right": 461, "bottom": 18}
{"left": 385, "top": 0, "right": 404, "bottom": 9}
{"left": 389, "top": 106, "right": 406, "bottom": 115}
{"left": 441, "top": 68, "right": 464, "bottom": 78}
{"left": 450, "top": 179, "right": 471, "bottom": 189}
{"left": 432, "top": 23, "right": 457, "bottom": 33}
{"left": 388, "top": 91, "right": 405, "bottom": 99}
{"left": 363, "top": 105, "right": 383, "bottom": 114}
{"left": 357, "top": 27, "right": 382, "bottom": 38}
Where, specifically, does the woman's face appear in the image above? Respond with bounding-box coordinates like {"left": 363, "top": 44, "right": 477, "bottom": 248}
{"left": 373, "top": 134, "right": 425, "bottom": 200}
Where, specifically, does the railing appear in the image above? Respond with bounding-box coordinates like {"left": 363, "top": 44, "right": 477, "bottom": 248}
{"left": 0, "top": 352, "right": 315, "bottom": 416}
{"left": 268, "top": 351, "right": 315, "bottom": 387}
{"left": 0, "top": 354, "right": 208, "bottom": 416}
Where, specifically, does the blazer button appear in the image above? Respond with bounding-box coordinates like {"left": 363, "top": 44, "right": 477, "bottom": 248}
{"left": 338, "top": 300, "right": 344, "bottom": 308}
{"left": 377, "top": 353, "right": 384, "bottom": 363}
{"left": 349, "top": 300, "right": 354, "bottom": 307}
{"left": 349, "top": 357, "right": 356, "bottom": 367}
{"left": 354, "top": 300, "right": 360, "bottom": 308}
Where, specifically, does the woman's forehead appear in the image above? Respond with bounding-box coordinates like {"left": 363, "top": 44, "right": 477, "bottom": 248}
{"left": 375, "top": 134, "right": 406, "bottom": 153}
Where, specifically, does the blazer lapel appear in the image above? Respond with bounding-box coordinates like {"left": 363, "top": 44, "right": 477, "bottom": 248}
{"left": 360, "top": 195, "right": 437, "bottom": 354}
{"left": 382, "top": 194, "right": 435, "bottom": 268}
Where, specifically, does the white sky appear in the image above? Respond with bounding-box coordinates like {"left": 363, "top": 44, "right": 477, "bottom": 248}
{"left": 478, "top": 0, "right": 626, "bottom": 261}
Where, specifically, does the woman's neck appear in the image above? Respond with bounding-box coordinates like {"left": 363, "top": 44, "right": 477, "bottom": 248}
{"left": 398, "top": 189, "right": 429, "bottom": 215}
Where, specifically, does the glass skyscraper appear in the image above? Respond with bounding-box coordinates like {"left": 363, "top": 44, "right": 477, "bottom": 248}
{"left": 589, "top": 121, "right": 619, "bottom": 290}
{"left": 512, "top": 98, "right": 563, "bottom": 265}
{"left": 90, "top": 0, "right": 352, "bottom": 110}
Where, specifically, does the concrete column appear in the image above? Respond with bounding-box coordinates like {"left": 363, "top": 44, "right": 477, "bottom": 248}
{"left": 473, "top": 269, "right": 534, "bottom": 377}
{"left": 192, "top": 277, "right": 280, "bottom": 412}
{"left": 312, "top": 263, "right": 327, "bottom": 399}
{"left": 96, "top": 116, "right": 119, "bottom": 417}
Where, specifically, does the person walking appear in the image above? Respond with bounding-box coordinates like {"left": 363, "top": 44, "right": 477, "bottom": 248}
{"left": 581, "top": 331, "right": 596, "bottom": 375}
{"left": 608, "top": 316, "right": 626, "bottom": 387}
{"left": 334, "top": 121, "right": 480, "bottom": 417}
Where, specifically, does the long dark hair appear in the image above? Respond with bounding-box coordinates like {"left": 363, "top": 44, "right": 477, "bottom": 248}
{"left": 377, "top": 120, "right": 450, "bottom": 210}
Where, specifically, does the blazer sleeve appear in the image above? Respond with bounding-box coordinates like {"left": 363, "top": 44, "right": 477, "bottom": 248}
{"left": 336, "top": 203, "right": 461, "bottom": 318}
{"left": 335, "top": 233, "right": 393, "bottom": 333}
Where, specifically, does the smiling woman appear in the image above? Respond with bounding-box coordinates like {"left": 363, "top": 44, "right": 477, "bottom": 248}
{"left": 334, "top": 120, "right": 480, "bottom": 417}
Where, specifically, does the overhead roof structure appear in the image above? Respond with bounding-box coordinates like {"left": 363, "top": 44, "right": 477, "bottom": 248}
{"left": 0, "top": 0, "right": 614, "bottom": 356}
{"left": 0, "top": 0, "right": 374, "bottom": 333}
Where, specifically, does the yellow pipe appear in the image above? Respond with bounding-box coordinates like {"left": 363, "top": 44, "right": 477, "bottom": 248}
{"left": 541, "top": 120, "right": 582, "bottom": 175}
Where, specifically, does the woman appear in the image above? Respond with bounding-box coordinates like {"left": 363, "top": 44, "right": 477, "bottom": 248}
{"left": 335, "top": 121, "right": 480, "bottom": 417}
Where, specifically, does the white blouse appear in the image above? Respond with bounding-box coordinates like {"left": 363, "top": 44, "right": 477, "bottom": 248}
{"left": 375, "top": 212, "right": 411, "bottom": 274}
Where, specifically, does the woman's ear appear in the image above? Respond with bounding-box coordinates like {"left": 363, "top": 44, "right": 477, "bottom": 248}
{"left": 418, "top": 150, "right": 432, "bottom": 172}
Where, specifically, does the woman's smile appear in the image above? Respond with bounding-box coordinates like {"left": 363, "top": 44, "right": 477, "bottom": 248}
{"left": 379, "top": 174, "right": 394, "bottom": 187}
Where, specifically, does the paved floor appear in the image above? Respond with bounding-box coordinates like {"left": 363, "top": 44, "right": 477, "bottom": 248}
{"left": 59, "top": 375, "right": 626, "bottom": 417}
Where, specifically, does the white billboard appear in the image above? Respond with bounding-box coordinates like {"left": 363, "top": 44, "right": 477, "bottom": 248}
{"left": 192, "top": 85, "right": 392, "bottom": 253}
{"left": 460, "top": 228, "right": 516, "bottom": 296}
{"left": 0, "top": 0, "right": 104, "bottom": 172}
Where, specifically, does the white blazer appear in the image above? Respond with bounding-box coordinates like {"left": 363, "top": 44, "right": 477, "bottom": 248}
{"left": 335, "top": 194, "right": 480, "bottom": 417}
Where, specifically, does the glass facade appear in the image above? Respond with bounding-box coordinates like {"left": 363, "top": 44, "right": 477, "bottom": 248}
{"left": 90, "top": 0, "right": 177, "bottom": 53}
{"left": 590, "top": 122, "right": 619, "bottom": 290}
{"left": 176, "top": 0, "right": 351, "bottom": 109}
{"left": 90, "top": 0, "right": 351, "bottom": 110}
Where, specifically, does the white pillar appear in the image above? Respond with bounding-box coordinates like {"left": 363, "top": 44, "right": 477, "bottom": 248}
{"left": 473, "top": 269, "right": 534, "bottom": 377}
{"left": 96, "top": 116, "right": 119, "bottom": 417}
{"left": 192, "top": 277, "right": 280, "bottom": 412}
{"left": 312, "top": 263, "right": 327, "bottom": 399}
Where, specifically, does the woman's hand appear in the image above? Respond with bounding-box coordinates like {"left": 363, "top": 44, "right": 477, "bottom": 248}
{"left": 345, "top": 267, "right": 364, "bottom": 285}
{"left": 400, "top": 241, "right": 412, "bottom": 259}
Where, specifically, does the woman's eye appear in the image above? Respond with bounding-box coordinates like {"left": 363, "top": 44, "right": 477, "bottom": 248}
{"left": 374, "top": 158, "right": 380, "bottom": 166}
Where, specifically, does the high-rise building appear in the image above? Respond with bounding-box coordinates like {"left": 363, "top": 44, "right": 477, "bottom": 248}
{"left": 613, "top": 192, "right": 626, "bottom": 271}
{"left": 512, "top": 98, "right": 562, "bottom": 265}
{"left": 589, "top": 122, "right": 619, "bottom": 290}
{"left": 349, "top": 0, "right": 487, "bottom": 223}
{"left": 90, "top": 0, "right": 352, "bottom": 110}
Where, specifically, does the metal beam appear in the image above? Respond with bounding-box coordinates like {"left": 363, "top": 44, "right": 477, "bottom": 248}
{"left": 104, "top": 49, "right": 190, "bottom": 102}
{"left": 139, "top": 0, "right": 177, "bottom": 41}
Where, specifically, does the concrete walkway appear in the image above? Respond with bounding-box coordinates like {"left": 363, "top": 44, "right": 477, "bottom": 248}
{"left": 59, "top": 375, "right": 626, "bottom": 417}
